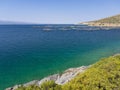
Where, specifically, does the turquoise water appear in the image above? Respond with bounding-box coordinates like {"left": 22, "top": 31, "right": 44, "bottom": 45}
{"left": 0, "top": 25, "right": 120, "bottom": 90}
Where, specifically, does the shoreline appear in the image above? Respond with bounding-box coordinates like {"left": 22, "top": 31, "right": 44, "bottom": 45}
{"left": 6, "top": 66, "right": 89, "bottom": 90}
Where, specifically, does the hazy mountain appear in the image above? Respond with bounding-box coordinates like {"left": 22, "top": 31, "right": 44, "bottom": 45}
{"left": 0, "top": 20, "right": 31, "bottom": 25}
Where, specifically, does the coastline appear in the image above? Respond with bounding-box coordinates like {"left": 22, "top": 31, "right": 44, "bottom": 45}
{"left": 6, "top": 54, "right": 120, "bottom": 90}
{"left": 80, "top": 23, "right": 120, "bottom": 28}
{"left": 6, "top": 66, "right": 89, "bottom": 90}
{"left": 81, "top": 22, "right": 120, "bottom": 27}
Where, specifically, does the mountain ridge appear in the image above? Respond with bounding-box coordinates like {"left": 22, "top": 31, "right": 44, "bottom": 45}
{"left": 0, "top": 20, "right": 32, "bottom": 25}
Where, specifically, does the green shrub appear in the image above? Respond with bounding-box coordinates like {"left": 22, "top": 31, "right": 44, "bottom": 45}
{"left": 63, "top": 55, "right": 120, "bottom": 90}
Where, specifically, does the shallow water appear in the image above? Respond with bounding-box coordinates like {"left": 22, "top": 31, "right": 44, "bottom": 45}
{"left": 0, "top": 25, "right": 120, "bottom": 89}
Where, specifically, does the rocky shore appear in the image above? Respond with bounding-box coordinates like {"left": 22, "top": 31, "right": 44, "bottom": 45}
{"left": 81, "top": 22, "right": 120, "bottom": 27}
{"left": 6, "top": 66, "right": 89, "bottom": 90}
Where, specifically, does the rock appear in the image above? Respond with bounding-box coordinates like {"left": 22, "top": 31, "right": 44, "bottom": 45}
{"left": 38, "top": 74, "right": 59, "bottom": 85}
{"left": 55, "top": 66, "right": 88, "bottom": 85}
{"left": 23, "top": 80, "right": 39, "bottom": 87}
{"left": 6, "top": 85, "right": 21, "bottom": 90}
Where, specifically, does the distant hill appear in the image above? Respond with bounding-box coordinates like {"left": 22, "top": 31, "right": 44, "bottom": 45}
{"left": 81, "top": 14, "right": 120, "bottom": 27}
{"left": 0, "top": 21, "right": 30, "bottom": 25}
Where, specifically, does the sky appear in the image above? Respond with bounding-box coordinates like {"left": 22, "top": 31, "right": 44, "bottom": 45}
{"left": 0, "top": 0, "right": 120, "bottom": 24}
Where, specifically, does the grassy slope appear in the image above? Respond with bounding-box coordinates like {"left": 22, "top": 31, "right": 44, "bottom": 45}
{"left": 93, "top": 14, "right": 120, "bottom": 24}
{"left": 17, "top": 55, "right": 120, "bottom": 90}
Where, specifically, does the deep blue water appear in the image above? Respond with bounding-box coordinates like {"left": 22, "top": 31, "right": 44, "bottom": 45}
{"left": 0, "top": 25, "right": 120, "bottom": 90}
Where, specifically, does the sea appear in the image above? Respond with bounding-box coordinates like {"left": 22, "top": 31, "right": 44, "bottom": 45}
{"left": 0, "top": 24, "right": 120, "bottom": 90}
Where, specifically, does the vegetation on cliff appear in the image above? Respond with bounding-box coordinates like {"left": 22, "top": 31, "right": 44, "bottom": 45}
{"left": 16, "top": 55, "right": 120, "bottom": 90}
